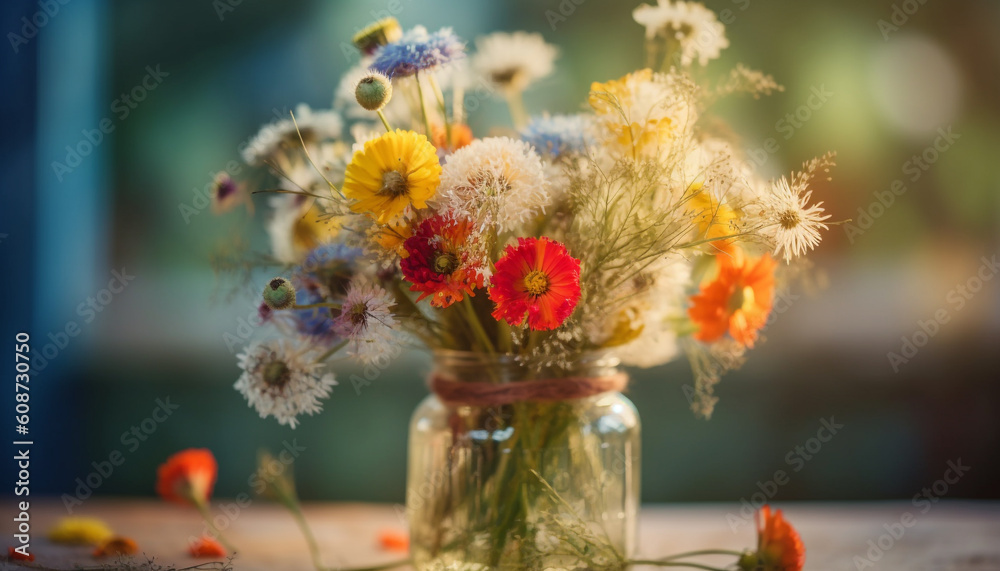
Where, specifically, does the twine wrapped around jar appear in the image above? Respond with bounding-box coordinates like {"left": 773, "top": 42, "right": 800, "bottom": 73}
{"left": 428, "top": 371, "right": 629, "bottom": 407}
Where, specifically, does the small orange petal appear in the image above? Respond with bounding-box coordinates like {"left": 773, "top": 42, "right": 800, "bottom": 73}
{"left": 8, "top": 546, "right": 34, "bottom": 561}
{"left": 378, "top": 529, "right": 409, "bottom": 552}
{"left": 189, "top": 535, "right": 227, "bottom": 558}
{"left": 93, "top": 536, "right": 139, "bottom": 558}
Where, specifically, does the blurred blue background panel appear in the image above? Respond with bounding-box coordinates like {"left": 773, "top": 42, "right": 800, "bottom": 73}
{"left": 2, "top": 0, "right": 998, "bottom": 503}
{"left": 1, "top": 0, "right": 41, "bottom": 493}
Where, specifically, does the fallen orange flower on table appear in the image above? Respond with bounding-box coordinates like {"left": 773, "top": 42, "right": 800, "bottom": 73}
{"left": 189, "top": 534, "right": 227, "bottom": 558}
{"left": 93, "top": 536, "right": 139, "bottom": 558}
{"left": 156, "top": 448, "right": 218, "bottom": 506}
{"left": 738, "top": 505, "right": 805, "bottom": 571}
{"left": 378, "top": 529, "right": 409, "bottom": 552}
{"left": 8, "top": 547, "right": 34, "bottom": 561}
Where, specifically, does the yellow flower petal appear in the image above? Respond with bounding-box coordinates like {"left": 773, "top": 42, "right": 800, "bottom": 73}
{"left": 343, "top": 130, "right": 442, "bottom": 224}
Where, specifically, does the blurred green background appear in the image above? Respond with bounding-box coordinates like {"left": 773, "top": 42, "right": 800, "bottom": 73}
{"left": 2, "top": 0, "right": 998, "bottom": 506}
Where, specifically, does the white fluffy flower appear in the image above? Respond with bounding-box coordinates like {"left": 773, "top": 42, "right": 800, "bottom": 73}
{"left": 473, "top": 31, "right": 558, "bottom": 92}
{"left": 333, "top": 280, "right": 397, "bottom": 365}
{"left": 752, "top": 177, "right": 831, "bottom": 263}
{"left": 590, "top": 70, "right": 699, "bottom": 158}
{"left": 761, "top": 177, "right": 832, "bottom": 263}
{"left": 242, "top": 103, "right": 343, "bottom": 165}
{"left": 633, "top": 0, "right": 729, "bottom": 66}
{"left": 437, "top": 137, "right": 549, "bottom": 233}
{"left": 609, "top": 255, "right": 691, "bottom": 368}
{"left": 234, "top": 340, "right": 337, "bottom": 428}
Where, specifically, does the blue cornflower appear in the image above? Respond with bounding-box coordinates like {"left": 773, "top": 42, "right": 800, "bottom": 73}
{"left": 301, "top": 243, "right": 363, "bottom": 276}
{"left": 520, "top": 114, "right": 596, "bottom": 157}
{"left": 370, "top": 26, "right": 465, "bottom": 78}
{"left": 289, "top": 243, "right": 364, "bottom": 341}
{"left": 290, "top": 280, "right": 338, "bottom": 341}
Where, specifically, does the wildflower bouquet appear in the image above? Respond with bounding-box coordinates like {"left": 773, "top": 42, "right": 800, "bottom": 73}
{"left": 209, "top": 2, "right": 828, "bottom": 570}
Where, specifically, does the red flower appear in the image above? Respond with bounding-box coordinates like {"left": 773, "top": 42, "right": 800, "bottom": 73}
{"left": 8, "top": 547, "right": 34, "bottom": 561}
{"left": 377, "top": 529, "right": 409, "bottom": 552}
{"left": 93, "top": 537, "right": 139, "bottom": 558}
{"left": 688, "top": 250, "right": 776, "bottom": 348}
{"left": 401, "top": 215, "right": 487, "bottom": 308}
{"left": 489, "top": 237, "right": 581, "bottom": 331}
{"left": 156, "top": 449, "right": 218, "bottom": 506}
{"left": 739, "top": 505, "right": 805, "bottom": 571}
{"left": 189, "top": 535, "right": 227, "bottom": 558}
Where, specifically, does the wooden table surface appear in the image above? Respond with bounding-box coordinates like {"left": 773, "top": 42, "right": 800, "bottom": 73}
{"left": 5, "top": 500, "right": 1000, "bottom": 570}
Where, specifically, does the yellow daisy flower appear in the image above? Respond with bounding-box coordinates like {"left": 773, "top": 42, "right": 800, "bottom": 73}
{"left": 48, "top": 516, "right": 114, "bottom": 545}
{"left": 686, "top": 184, "right": 740, "bottom": 249}
{"left": 343, "top": 130, "right": 441, "bottom": 224}
{"left": 589, "top": 69, "right": 684, "bottom": 155}
{"left": 293, "top": 202, "right": 339, "bottom": 253}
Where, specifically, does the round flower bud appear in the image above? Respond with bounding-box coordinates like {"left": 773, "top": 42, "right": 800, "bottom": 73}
{"left": 355, "top": 72, "right": 393, "bottom": 111}
{"left": 352, "top": 17, "right": 403, "bottom": 55}
{"left": 262, "top": 277, "right": 296, "bottom": 310}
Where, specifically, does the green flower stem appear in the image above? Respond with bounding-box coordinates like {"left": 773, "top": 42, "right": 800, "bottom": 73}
{"left": 653, "top": 549, "right": 745, "bottom": 561}
{"left": 504, "top": 89, "right": 528, "bottom": 129}
{"left": 629, "top": 561, "right": 730, "bottom": 571}
{"left": 414, "top": 71, "right": 434, "bottom": 138}
{"left": 193, "top": 498, "right": 237, "bottom": 553}
{"left": 314, "top": 340, "right": 348, "bottom": 364}
{"left": 461, "top": 297, "right": 495, "bottom": 355}
{"left": 285, "top": 500, "right": 325, "bottom": 571}
{"left": 292, "top": 302, "right": 342, "bottom": 311}
{"left": 289, "top": 110, "right": 344, "bottom": 199}
{"left": 428, "top": 74, "right": 452, "bottom": 147}
{"left": 329, "top": 560, "right": 412, "bottom": 571}
{"left": 376, "top": 110, "right": 392, "bottom": 132}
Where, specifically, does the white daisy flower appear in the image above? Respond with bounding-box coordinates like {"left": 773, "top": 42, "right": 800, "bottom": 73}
{"left": 437, "top": 137, "right": 549, "bottom": 233}
{"left": 277, "top": 141, "right": 350, "bottom": 192}
{"left": 633, "top": 0, "right": 729, "bottom": 66}
{"left": 242, "top": 103, "right": 343, "bottom": 166}
{"left": 266, "top": 196, "right": 306, "bottom": 265}
{"left": 473, "top": 31, "right": 558, "bottom": 93}
{"left": 333, "top": 280, "right": 397, "bottom": 365}
{"left": 755, "top": 177, "right": 831, "bottom": 263}
{"left": 234, "top": 340, "right": 337, "bottom": 428}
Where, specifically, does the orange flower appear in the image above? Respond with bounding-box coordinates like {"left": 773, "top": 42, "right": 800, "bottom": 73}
{"left": 156, "top": 449, "right": 218, "bottom": 506}
{"left": 688, "top": 251, "right": 776, "bottom": 348}
{"left": 93, "top": 536, "right": 138, "bottom": 558}
{"left": 432, "top": 123, "right": 474, "bottom": 151}
{"left": 189, "top": 535, "right": 227, "bottom": 558}
{"left": 8, "top": 547, "right": 34, "bottom": 561}
{"left": 377, "top": 529, "right": 409, "bottom": 552}
{"left": 738, "top": 505, "right": 805, "bottom": 571}
{"left": 489, "top": 237, "right": 582, "bottom": 331}
{"left": 374, "top": 219, "right": 413, "bottom": 258}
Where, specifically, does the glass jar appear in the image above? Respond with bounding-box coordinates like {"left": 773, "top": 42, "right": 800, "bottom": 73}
{"left": 406, "top": 350, "right": 641, "bottom": 571}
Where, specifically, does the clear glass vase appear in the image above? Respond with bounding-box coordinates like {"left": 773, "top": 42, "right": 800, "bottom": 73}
{"left": 406, "top": 350, "right": 641, "bottom": 571}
